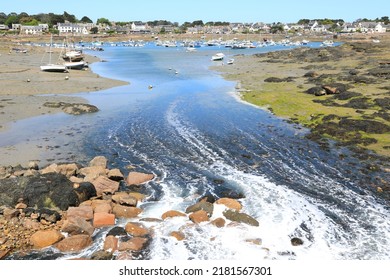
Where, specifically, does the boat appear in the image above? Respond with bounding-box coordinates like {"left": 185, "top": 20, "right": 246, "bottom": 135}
{"left": 62, "top": 50, "right": 84, "bottom": 62}
{"left": 211, "top": 53, "right": 225, "bottom": 61}
{"left": 321, "top": 40, "right": 334, "bottom": 47}
{"left": 227, "top": 58, "right": 234, "bottom": 65}
{"left": 40, "top": 35, "right": 68, "bottom": 73}
{"left": 63, "top": 60, "right": 87, "bottom": 70}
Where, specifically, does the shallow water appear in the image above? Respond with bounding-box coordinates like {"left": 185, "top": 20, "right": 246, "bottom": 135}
{"left": 4, "top": 42, "right": 390, "bottom": 260}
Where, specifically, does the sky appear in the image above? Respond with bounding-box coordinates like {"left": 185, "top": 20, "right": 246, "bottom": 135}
{"left": 1, "top": 0, "right": 389, "bottom": 24}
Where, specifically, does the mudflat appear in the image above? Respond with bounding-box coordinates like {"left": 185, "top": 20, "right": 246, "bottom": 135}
{"left": 216, "top": 33, "right": 390, "bottom": 162}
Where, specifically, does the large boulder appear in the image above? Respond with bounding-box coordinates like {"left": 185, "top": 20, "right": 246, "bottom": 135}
{"left": 30, "top": 230, "right": 64, "bottom": 249}
{"left": 62, "top": 103, "right": 99, "bottom": 115}
{"left": 21, "top": 173, "right": 79, "bottom": 210}
{"left": 126, "top": 172, "right": 154, "bottom": 186}
{"left": 185, "top": 200, "right": 213, "bottom": 216}
{"left": 223, "top": 210, "right": 259, "bottom": 227}
{"left": 61, "top": 216, "right": 95, "bottom": 236}
{"left": 55, "top": 235, "right": 92, "bottom": 252}
{"left": 92, "top": 176, "right": 119, "bottom": 196}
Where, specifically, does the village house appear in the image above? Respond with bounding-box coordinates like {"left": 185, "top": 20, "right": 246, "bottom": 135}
{"left": 130, "top": 21, "right": 148, "bottom": 33}
{"left": 57, "top": 22, "right": 92, "bottom": 35}
{"left": 0, "top": 24, "right": 9, "bottom": 31}
{"left": 358, "top": 22, "right": 387, "bottom": 33}
{"left": 20, "top": 25, "right": 43, "bottom": 35}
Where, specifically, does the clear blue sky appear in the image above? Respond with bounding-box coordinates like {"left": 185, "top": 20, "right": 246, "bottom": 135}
{"left": 1, "top": 0, "right": 389, "bottom": 23}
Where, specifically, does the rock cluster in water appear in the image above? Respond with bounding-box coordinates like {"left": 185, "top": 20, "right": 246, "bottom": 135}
{"left": 0, "top": 156, "right": 270, "bottom": 260}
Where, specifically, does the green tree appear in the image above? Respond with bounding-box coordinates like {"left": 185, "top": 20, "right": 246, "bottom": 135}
{"left": 63, "top": 11, "right": 76, "bottom": 23}
{"left": 90, "top": 26, "right": 98, "bottom": 34}
{"left": 192, "top": 20, "right": 204, "bottom": 26}
{"left": 5, "top": 15, "right": 18, "bottom": 27}
{"left": 97, "top": 17, "right": 111, "bottom": 26}
{"left": 0, "top": 12, "right": 7, "bottom": 24}
{"left": 80, "top": 16, "right": 93, "bottom": 23}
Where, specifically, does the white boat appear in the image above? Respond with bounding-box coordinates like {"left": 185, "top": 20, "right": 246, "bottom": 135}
{"left": 321, "top": 40, "right": 334, "bottom": 47}
{"left": 40, "top": 35, "right": 68, "bottom": 73}
{"left": 40, "top": 64, "right": 68, "bottom": 72}
{"left": 227, "top": 58, "right": 234, "bottom": 65}
{"left": 211, "top": 53, "right": 225, "bottom": 61}
{"left": 63, "top": 60, "right": 87, "bottom": 70}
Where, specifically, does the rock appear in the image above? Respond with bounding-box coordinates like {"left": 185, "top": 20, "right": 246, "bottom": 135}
{"left": 303, "top": 71, "right": 319, "bottom": 78}
{"left": 210, "top": 217, "right": 226, "bottom": 228}
{"left": 73, "top": 182, "right": 97, "bottom": 203}
{"left": 92, "top": 176, "right": 119, "bottom": 196}
{"left": 3, "top": 208, "right": 19, "bottom": 219}
{"left": 170, "top": 231, "right": 185, "bottom": 241}
{"left": 38, "top": 208, "right": 62, "bottom": 223}
{"left": 62, "top": 103, "right": 99, "bottom": 115}
{"left": 22, "top": 173, "right": 79, "bottom": 211}
{"left": 61, "top": 216, "right": 95, "bottom": 236}
{"left": 185, "top": 200, "right": 213, "bottom": 216}
{"left": 107, "top": 168, "right": 124, "bottom": 181}
{"left": 104, "top": 235, "right": 119, "bottom": 252}
{"left": 246, "top": 238, "right": 262, "bottom": 245}
{"left": 128, "top": 192, "right": 147, "bottom": 203}
{"left": 22, "top": 218, "right": 40, "bottom": 230}
{"left": 322, "top": 85, "right": 339, "bottom": 95}
{"left": 161, "top": 210, "right": 187, "bottom": 220}
{"left": 291, "top": 237, "right": 304, "bottom": 246}
{"left": 79, "top": 166, "right": 107, "bottom": 182}
{"left": 93, "top": 202, "right": 112, "bottom": 214}
{"left": 223, "top": 210, "right": 259, "bottom": 227}
{"left": 125, "top": 222, "right": 150, "bottom": 237}
{"left": 56, "top": 163, "right": 79, "bottom": 177}
{"left": 67, "top": 205, "right": 94, "bottom": 221}
{"left": 126, "top": 172, "right": 154, "bottom": 186}
{"left": 116, "top": 251, "right": 133, "bottom": 260}
{"left": 106, "top": 226, "right": 128, "bottom": 237}
{"left": 69, "top": 176, "right": 84, "bottom": 184}
{"left": 55, "top": 234, "right": 92, "bottom": 252}
{"left": 118, "top": 237, "right": 149, "bottom": 251}
{"left": 189, "top": 210, "right": 209, "bottom": 224}
{"left": 306, "top": 86, "right": 326, "bottom": 96}
{"left": 89, "top": 156, "right": 108, "bottom": 169}
{"left": 28, "top": 161, "right": 39, "bottom": 170}
{"left": 215, "top": 198, "right": 242, "bottom": 211}
{"left": 93, "top": 212, "right": 116, "bottom": 228}
{"left": 30, "top": 229, "right": 64, "bottom": 249}
{"left": 15, "top": 202, "right": 27, "bottom": 209}
{"left": 0, "top": 250, "right": 9, "bottom": 260}
{"left": 339, "top": 119, "right": 390, "bottom": 134}
{"left": 90, "top": 250, "right": 113, "bottom": 260}
{"left": 40, "top": 163, "right": 59, "bottom": 174}
{"left": 112, "top": 204, "right": 142, "bottom": 218}
{"left": 264, "top": 77, "right": 284, "bottom": 83}
{"left": 112, "top": 192, "right": 137, "bottom": 207}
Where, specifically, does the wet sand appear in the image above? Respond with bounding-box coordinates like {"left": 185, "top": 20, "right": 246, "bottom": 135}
{"left": 0, "top": 39, "right": 128, "bottom": 166}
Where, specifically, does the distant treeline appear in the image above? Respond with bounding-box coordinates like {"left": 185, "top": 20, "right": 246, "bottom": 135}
{"left": 0, "top": 11, "right": 389, "bottom": 27}
{"left": 0, "top": 11, "right": 92, "bottom": 27}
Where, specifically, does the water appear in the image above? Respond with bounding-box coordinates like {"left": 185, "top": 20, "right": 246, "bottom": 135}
{"left": 4, "top": 42, "right": 390, "bottom": 260}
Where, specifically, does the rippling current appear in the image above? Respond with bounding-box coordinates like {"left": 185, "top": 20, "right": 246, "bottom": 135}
{"left": 9, "top": 43, "right": 390, "bottom": 260}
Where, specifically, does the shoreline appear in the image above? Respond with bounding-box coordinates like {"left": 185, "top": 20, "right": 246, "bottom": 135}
{"left": 0, "top": 38, "right": 129, "bottom": 166}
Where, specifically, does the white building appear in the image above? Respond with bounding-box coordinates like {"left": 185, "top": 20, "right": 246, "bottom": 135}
{"left": 20, "top": 25, "right": 43, "bottom": 35}
{"left": 57, "top": 22, "right": 91, "bottom": 35}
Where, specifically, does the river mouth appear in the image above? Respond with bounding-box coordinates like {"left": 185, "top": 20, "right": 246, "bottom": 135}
{"left": 3, "top": 43, "right": 390, "bottom": 260}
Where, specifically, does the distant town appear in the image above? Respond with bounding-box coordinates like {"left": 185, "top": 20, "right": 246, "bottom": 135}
{"left": 0, "top": 12, "right": 389, "bottom": 36}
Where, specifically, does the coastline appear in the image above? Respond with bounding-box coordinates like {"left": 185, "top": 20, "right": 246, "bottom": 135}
{"left": 0, "top": 38, "right": 129, "bottom": 166}
{"left": 214, "top": 35, "right": 390, "bottom": 161}
{"left": 0, "top": 39, "right": 128, "bottom": 131}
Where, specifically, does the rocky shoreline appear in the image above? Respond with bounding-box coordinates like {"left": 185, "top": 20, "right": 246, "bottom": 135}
{"left": 216, "top": 37, "right": 390, "bottom": 201}
{"left": 0, "top": 156, "right": 273, "bottom": 260}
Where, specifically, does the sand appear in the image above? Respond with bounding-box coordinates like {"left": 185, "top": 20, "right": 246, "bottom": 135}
{"left": 0, "top": 38, "right": 129, "bottom": 166}
{"left": 0, "top": 44, "right": 128, "bottom": 131}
